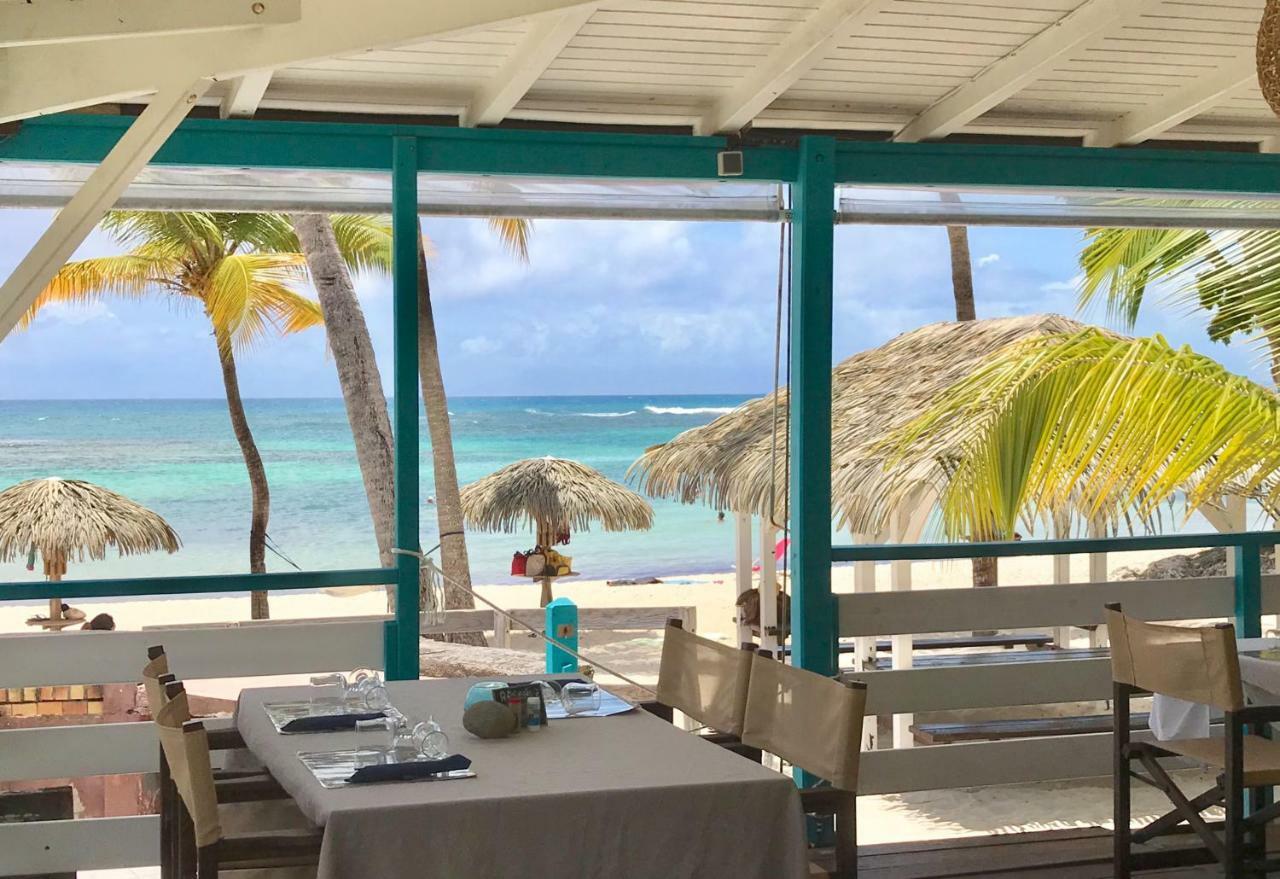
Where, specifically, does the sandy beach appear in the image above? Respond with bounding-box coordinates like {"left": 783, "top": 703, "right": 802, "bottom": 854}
{"left": 3, "top": 546, "right": 1219, "bottom": 846}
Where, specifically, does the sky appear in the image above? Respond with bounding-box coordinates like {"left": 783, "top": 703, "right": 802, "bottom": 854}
{"left": 0, "top": 209, "right": 1270, "bottom": 398}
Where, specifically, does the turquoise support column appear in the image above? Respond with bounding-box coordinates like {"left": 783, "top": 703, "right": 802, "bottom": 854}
{"left": 788, "top": 136, "right": 838, "bottom": 680}
{"left": 545, "top": 597, "right": 579, "bottom": 674}
{"left": 1235, "top": 542, "right": 1263, "bottom": 639}
{"left": 389, "top": 135, "right": 421, "bottom": 681}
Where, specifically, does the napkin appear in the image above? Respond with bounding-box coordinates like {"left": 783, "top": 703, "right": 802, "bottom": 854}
{"left": 282, "top": 711, "right": 386, "bottom": 733}
{"left": 347, "top": 754, "right": 473, "bottom": 784}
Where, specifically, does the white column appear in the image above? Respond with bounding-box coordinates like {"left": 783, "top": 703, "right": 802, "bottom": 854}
{"left": 759, "top": 519, "right": 780, "bottom": 654}
{"left": 1052, "top": 515, "right": 1071, "bottom": 649}
{"left": 853, "top": 530, "right": 877, "bottom": 750}
{"left": 890, "top": 508, "right": 914, "bottom": 749}
{"left": 1088, "top": 518, "right": 1109, "bottom": 648}
{"left": 734, "top": 512, "right": 754, "bottom": 646}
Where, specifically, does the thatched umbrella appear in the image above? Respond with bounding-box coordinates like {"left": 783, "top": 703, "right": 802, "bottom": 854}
{"left": 631, "top": 314, "right": 1098, "bottom": 537}
{"left": 0, "top": 478, "right": 180, "bottom": 630}
{"left": 461, "top": 456, "right": 653, "bottom": 605}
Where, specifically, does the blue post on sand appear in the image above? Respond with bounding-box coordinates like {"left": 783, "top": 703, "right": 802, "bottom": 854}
{"left": 545, "top": 597, "right": 579, "bottom": 674}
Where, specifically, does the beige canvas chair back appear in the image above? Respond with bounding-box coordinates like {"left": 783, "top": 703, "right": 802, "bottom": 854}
{"left": 655, "top": 622, "right": 753, "bottom": 736}
{"left": 741, "top": 654, "right": 865, "bottom": 791}
{"left": 142, "top": 652, "right": 170, "bottom": 713}
{"left": 1107, "top": 608, "right": 1244, "bottom": 711}
{"left": 155, "top": 697, "right": 222, "bottom": 848}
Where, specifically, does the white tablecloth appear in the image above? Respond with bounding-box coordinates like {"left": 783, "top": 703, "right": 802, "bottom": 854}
{"left": 1150, "top": 637, "right": 1280, "bottom": 740}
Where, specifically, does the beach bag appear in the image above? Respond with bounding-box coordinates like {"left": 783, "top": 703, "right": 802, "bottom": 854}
{"left": 526, "top": 551, "right": 547, "bottom": 578}
{"left": 510, "top": 552, "right": 528, "bottom": 577}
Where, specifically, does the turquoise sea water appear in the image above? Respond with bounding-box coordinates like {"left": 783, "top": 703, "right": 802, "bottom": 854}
{"left": 0, "top": 396, "right": 754, "bottom": 589}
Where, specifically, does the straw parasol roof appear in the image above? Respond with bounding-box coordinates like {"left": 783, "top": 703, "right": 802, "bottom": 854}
{"left": 0, "top": 477, "right": 181, "bottom": 565}
{"left": 630, "top": 314, "right": 1091, "bottom": 535}
{"left": 461, "top": 456, "right": 654, "bottom": 535}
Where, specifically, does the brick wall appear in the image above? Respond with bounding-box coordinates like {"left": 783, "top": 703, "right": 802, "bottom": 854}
{"left": 0, "top": 685, "right": 106, "bottom": 718}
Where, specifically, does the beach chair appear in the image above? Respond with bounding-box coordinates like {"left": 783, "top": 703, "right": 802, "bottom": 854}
{"left": 1109, "top": 602, "right": 1280, "bottom": 877}
{"left": 154, "top": 692, "right": 322, "bottom": 878}
{"left": 640, "top": 619, "right": 758, "bottom": 756}
{"left": 741, "top": 651, "right": 866, "bottom": 879}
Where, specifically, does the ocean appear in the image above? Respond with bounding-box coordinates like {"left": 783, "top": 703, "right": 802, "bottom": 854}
{"left": 0, "top": 396, "right": 758, "bottom": 589}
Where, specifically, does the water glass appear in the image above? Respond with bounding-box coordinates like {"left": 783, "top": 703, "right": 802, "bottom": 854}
{"left": 412, "top": 718, "right": 450, "bottom": 760}
{"left": 351, "top": 676, "right": 392, "bottom": 712}
{"left": 560, "top": 681, "right": 602, "bottom": 715}
{"left": 308, "top": 673, "right": 347, "bottom": 710}
{"left": 354, "top": 718, "right": 393, "bottom": 767}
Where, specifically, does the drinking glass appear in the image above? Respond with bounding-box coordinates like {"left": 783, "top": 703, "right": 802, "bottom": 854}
{"left": 348, "top": 673, "right": 391, "bottom": 712}
{"left": 560, "top": 681, "right": 602, "bottom": 715}
{"left": 354, "top": 717, "right": 393, "bottom": 767}
{"left": 308, "top": 673, "right": 348, "bottom": 710}
{"left": 412, "top": 717, "right": 450, "bottom": 760}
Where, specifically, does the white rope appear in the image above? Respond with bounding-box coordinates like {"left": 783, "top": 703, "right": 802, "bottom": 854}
{"left": 391, "top": 548, "right": 657, "bottom": 696}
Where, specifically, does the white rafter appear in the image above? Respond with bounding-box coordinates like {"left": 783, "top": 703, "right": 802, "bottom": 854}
{"left": 220, "top": 70, "right": 274, "bottom": 119}
{"left": 695, "top": 0, "right": 890, "bottom": 136}
{"left": 462, "top": 6, "right": 596, "bottom": 127}
{"left": 0, "top": 0, "right": 600, "bottom": 124}
{"left": 893, "top": 0, "right": 1154, "bottom": 143}
{"left": 0, "top": 79, "right": 212, "bottom": 340}
{"left": 1087, "top": 57, "right": 1258, "bottom": 147}
{"left": 0, "top": 0, "right": 301, "bottom": 48}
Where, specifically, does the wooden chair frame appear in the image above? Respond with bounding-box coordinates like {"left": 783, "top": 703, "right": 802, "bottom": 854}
{"left": 1107, "top": 604, "right": 1280, "bottom": 878}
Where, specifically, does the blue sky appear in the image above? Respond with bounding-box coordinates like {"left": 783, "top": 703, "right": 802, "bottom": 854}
{"left": 0, "top": 209, "right": 1269, "bottom": 398}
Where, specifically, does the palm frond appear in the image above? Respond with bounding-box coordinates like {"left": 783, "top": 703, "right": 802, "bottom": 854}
{"left": 20, "top": 253, "right": 180, "bottom": 327}
{"left": 487, "top": 217, "right": 532, "bottom": 263}
{"left": 329, "top": 214, "right": 393, "bottom": 274}
{"left": 884, "top": 328, "right": 1280, "bottom": 538}
{"left": 202, "top": 253, "right": 319, "bottom": 351}
{"left": 1077, "top": 227, "right": 1210, "bottom": 328}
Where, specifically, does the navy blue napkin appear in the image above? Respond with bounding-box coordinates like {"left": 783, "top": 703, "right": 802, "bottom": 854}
{"left": 282, "top": 711, "right": 386, "bottom": 733}
{"left": 347, "top": 753, "right": 472, "bottom": 784}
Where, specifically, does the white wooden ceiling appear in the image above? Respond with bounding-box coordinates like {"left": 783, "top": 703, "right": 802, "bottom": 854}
{"left": 190, "top": 0, "right": 1280, "bottom": 149}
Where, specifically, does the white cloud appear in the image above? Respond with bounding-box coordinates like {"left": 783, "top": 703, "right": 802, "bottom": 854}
{"left": 460, "top": 335, "right": 501, "bottom": 356}
{"left": 36, "top": 301, "right": 115, "bottom": 325}
{"left": 977, "top": 253, "right": 1000, "bottom": 268}
{"left": 1041, "top": 274, "right": 1083, "bottom": 292}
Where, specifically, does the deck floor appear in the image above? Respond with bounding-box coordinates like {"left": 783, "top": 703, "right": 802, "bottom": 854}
{"left": 834, "top": 826, "right": 1236, "bottom": 878}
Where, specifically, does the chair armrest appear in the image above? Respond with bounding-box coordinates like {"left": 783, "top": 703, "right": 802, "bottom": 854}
{"left": 214, "top": 774, "right": 289, "bottom": 804}
{"left": 1236, "top": 705, "right": 1280, "bottom": 725}
{"left": 637, "top": 701, "right": 674, "bottom": 723}
{"left": 799, "top": 786, "right": 853, "bottom": 816}
{"left": 202, "top": 716, "right": 246, "bottom": 750}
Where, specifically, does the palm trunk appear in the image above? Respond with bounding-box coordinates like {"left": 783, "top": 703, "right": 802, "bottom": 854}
{"left": 213, "top": 329, "right": 271, "bottom": 619}
{"left": 291, "top": 214, "right": 398, "bottom": 593}
{"left": 941, "top": 198, "right": 997, "bottom": 599}
{"left": 417, "top": 234, "right": 484, "bottom": 646}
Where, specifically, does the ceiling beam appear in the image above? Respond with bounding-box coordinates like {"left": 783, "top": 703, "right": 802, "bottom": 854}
{"left": 695, "top": 0, "right": 889, "bottom": 136}
{"left": 893, "top": 0, "right": 1153, "bottom": 143}
{"left": 462, "top": 7, "right": 595, "bottom": 127}
{"left": 0, "top": 0, "right": 301, "bottom": 49}
{"left": 220, "top": 71, "right": 274, "bottom": 119}
{"left": 0, "top": 79, "right": 212, "bottom": 341}
{"left": 1087, "top": 57, "right": 1258, "bottom": 147}
{"left": 0, "top": 0, "right": 599, "bottom": 124}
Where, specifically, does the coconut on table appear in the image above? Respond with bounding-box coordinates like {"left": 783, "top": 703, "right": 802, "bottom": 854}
{"left": 460, "top": 456, "right": 653, "bottom": 607}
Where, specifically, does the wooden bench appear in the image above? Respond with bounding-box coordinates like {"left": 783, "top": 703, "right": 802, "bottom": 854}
{"left": 870, "top": 646, "right": 1110, "bottom": 671}
{"left": 913, "top": 712, "right": 1151, "bottom": 745}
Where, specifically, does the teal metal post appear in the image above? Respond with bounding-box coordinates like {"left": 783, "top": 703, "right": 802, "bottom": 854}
{"left": 788, "top": 136, "right": 838, "bottom": 680}
{"left": 545, "top": 597, "right": 579, "bottom": 674}
{"left": 389, "top": 135, "right": 421, "bottom": 681}
{"left": 1234, "top": 542, "right": 1263, "bottom": 639}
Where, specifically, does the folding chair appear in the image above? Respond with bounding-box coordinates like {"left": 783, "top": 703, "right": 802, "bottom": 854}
{"left": 741, "top": 651, "right": 866, "bottom": 879}
{"left": 155, "top": 685, "right": 322, "bottom": 878}
{"left": 639, "top": 619, "right": 759, "bottom": 757}
{"left": 1109, "top": 602, "right": 1280, "bottom": 877}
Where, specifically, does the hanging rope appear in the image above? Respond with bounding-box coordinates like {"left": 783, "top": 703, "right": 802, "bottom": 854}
{"left": 391, "top": 547, "right": 657, "bottom": 696}
{"left": 264, "top": 533, "right": 302, "bottom": 571}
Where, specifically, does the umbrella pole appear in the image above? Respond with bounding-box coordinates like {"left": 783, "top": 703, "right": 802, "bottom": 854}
{"left": 45, "top": 551, "right": 64, "bottom": 630}
{"left": 537, "top": 521, "right": 553, "bottom": 608}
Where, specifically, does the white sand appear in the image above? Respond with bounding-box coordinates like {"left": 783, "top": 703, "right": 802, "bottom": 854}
{"left": 1, "top": 547, "right": 1210, "bottom": 845}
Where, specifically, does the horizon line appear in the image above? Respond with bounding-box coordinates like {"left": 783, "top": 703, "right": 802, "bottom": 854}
{"left": 0, "top": 391, "right": 764, "bottom": 403}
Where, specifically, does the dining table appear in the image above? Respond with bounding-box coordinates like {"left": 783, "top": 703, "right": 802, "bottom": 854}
{"left": 234, "top": 676, "right": 809, "bottom": 879}
{"left": 1150, "top": 637, "right": 1280, "bottom": 740}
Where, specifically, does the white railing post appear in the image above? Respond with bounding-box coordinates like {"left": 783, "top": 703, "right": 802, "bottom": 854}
{"left": 734, "top": 511, "right": 754, "bottom": 646}
{"left": 759, "top": 519, "right": 780, "bottom": 654}
{"left": 853, "top": 530, "right": 877, "bottom": 750}
{"left": 1088, "top": 518, "right": 1108, "bottom": 648}
{"left": 1052, "top": 516, "right": 1071, "bottom": 648}
{"left": 890, "top": 510, "right": 914, "bottom": 749}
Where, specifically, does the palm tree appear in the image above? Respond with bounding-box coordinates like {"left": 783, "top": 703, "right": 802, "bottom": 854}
{"left": 883, "top": 327, "right": 1280, "bottom": 540}
{"left": 292, "top": 214, "right": 529, "bottom": 641}
{"left": 1079, "top": 225, "right": 1280, "bottom": 384}
{"left": 419, "top": 220, "right": 529, "bottom": 638}
{"left": 21, "top": 212, "right": 342, "bottom": 619}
